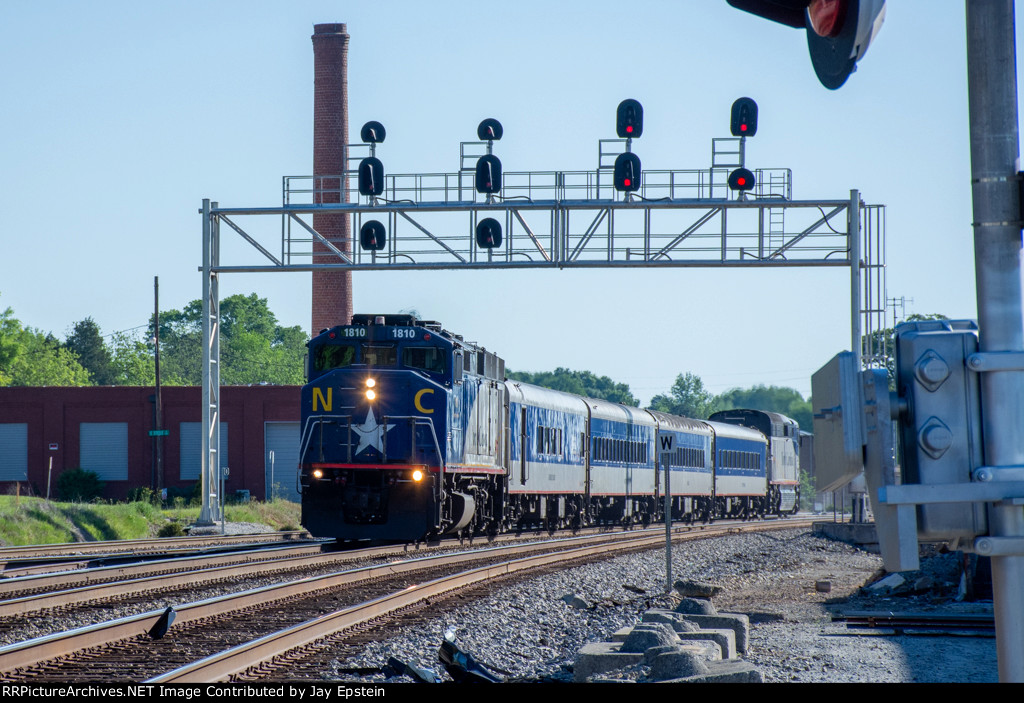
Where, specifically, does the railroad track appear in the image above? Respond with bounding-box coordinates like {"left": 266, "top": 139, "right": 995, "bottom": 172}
{"left": 0, "top": 518, "right": 812, "bottom": 682}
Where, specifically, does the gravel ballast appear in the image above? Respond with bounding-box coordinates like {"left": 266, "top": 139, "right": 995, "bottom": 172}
{"left": 1, "top": 526, "right": 999, "bottom": 683}
{"left": 319, "top": 527, "right": 998, "bottom": 683}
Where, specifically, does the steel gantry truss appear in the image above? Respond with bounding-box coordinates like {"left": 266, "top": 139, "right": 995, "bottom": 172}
{"left": 196, "top": 164, "right": 885, "bottom": 524}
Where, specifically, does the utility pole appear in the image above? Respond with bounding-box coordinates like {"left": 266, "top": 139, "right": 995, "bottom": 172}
{"left": 966, "top": 0, "right": 1024, "bottom": 682}
{"left": 154, "top": 276, "right": 164, "bottom": 495}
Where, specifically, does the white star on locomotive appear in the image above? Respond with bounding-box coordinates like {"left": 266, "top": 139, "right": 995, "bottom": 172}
{"left": 352, "top": 406, "right": 396, "bottom": 456}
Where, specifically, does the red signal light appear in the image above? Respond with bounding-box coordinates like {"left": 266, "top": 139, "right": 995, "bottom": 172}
{"left": 626, "top": 125, "right": 633, "bottom": 134}
{"left": 808, "top": 0, "right": 845, "bottom": 38}
{"left": 741, "top": 124, "right": 748, "bottom": 132}
{"left": 624, "top": 178, "right": 632, "bottom": 187}
{"left": 736, "top": 177, "right": 747, "bottom": 186}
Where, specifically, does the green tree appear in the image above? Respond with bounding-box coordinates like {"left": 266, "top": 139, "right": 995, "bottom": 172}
{"left": 648, "top": 372, "right": 719, "bottom": 419}
{"left": 65, "top": 317, "right": 116, "bottom": 385}
{"left": 4, "top": 328, "right": 92, "bottom": 386}
{"left": 109, "top": 330, "right": 156, "bottom": 385}
{"left": 155, "top": 293, "right": 307, "bottom": 385}
{"left": 507, "top": 367, "right": 639, "bottom": 406}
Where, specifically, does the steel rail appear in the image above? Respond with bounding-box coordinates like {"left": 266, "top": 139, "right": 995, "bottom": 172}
{"left": 151, "top": 520, "right": 812, "bottom": 683}
{"left": 0, "top": 520, "right": 808, "bottom": 675}
{"left": 0, "top": 545, "right": 333, "bottom": 613}
{"left": 0, "top": 530, "right": 312, "bottom": 564}
{"left": 0, "top": 524, "right": 702, "bottom": 617}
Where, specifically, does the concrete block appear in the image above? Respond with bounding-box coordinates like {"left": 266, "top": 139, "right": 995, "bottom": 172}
{"left": 573, "top": 641, "right": 644, "bottom": 682}
{"left": 660, "top": 659, "right": 764, "bottom": 684}
{"left": 673, "top": 613, "right": 749, "bottom": 654}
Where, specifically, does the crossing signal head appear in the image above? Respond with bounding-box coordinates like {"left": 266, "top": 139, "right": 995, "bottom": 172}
{"left": 730, "top": 97, "right": 758, "bottom": 137}
{"left": 475, "top": 154, "right": 502, "bottom": 195}
{"left": 728, "top": 167, "right": 756, "bottom": 192}
{"left": 477, "top": 118, "right": 503, "bottom": 141}
{"left": 360, "top": 121, "right": 386, "bottom": 144}
{"left": 616, "top": 99, "right": 643, "bottom": 139}
{"left": 613, "top": 152, "right": 642, "bottom": 192}
{"left": 359, "top": 220, "right": 387, "bottom": 251}
{"left": 726, "top": 0, "right": 886, "bottom": 90}
{"left": 357, "top": 157, "right": 384, "bottom": 197}
{"left": 475, "top": 218, "right": 503, "bottom": 249}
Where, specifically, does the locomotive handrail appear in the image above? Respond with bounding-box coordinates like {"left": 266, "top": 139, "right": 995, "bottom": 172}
{"left": 296, "top": 415, "right": 353, "bottom": 494}
{"left": 381, "top": 415, "right": 446, "bottom": 529}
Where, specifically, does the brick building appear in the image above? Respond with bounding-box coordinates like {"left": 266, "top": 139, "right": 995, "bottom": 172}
{"left": 0, "top": 386, "right": 300, "bottom": 502}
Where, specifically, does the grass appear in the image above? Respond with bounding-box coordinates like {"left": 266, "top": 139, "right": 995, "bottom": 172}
{"left": 0, "top": 495, "right": 302, "bottom": 547}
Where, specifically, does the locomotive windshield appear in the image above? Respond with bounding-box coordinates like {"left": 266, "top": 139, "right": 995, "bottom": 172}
{"left": 362, "top": 344, "right": 397, "bottom": 366}
{"left": 314, "top": 343, "right": 356, "bottom": 373}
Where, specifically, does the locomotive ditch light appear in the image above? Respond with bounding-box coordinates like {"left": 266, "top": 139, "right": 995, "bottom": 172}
{"left": 312, "top": 468, "right": 324, "bottom": 479}
{"left": 412, "top": 469, "right": 424, "bottom": 482}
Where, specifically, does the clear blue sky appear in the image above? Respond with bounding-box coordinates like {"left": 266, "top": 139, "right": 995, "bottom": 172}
{"left": 0, "top": 1, "right": 1005, "bottom": 404}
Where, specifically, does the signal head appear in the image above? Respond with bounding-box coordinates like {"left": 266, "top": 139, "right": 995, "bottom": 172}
{"left": 475, "top": 218, "right": 503, "bottom": 249}
{"left": 728, "top": 167, "right": 756, "bottom": 192}
{"left": 360, "top": 121, "right": 386, "bottom": 144}
{"left": 806, "top": 0, "right": 886, "bottom": 90}
{"left": 357, "top": 157, "right": 384, "bottom": 197}
{"left": 730, "top": 97, "right": 758, "bottom": 137}
{"left": 475, "top": 154, "right": 503, "bottom": 195}
{"left": 616, "top": 99, "right": 643, "bottom": 139}
{"left": 359, "top": 220, "right": 387, "bottom": 251}
{"left": 613, "top": 152, "right": 642, "bottom": 192}
{"left": 477, "top": 118, "right": 503, "bottom": 141}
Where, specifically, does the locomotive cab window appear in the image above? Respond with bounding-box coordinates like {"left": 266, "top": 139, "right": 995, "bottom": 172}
{"left": 402, "top": 346, "right": 446, "bottom": 374}
{"left": 362, "top": 344, "right": 397, "bottom": 366}
{"left": 314, "top": 343, "right": 357, "bottom": 373}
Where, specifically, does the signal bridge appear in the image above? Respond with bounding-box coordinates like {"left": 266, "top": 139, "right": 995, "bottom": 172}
{"left": 197, "top": 104, "right": 887, "bottom": 527}
{"left": 209, "top": 158, "right": 879, "bottom": 273}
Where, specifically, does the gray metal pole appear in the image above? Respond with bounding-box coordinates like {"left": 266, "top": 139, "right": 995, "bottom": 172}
{"left": 663, "top": 455, "right": 672, "bottom": 593}
{"left": 198, "top": 199, "right": 214, "bottom": 525}
{"left": 966, "top": 0, "right": 1024, "bottom": 682}
{"left": 850, "top": 190, "right": 862, "bottom": 369}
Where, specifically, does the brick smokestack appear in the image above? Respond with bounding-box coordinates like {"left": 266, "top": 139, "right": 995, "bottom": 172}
{"left": 311, "top": 23, "right": 352, "bottom": 334}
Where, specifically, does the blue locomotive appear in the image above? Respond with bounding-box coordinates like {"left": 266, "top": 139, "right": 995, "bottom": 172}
{"left": 299, "top": 314, "right": 798, "bottom": 542}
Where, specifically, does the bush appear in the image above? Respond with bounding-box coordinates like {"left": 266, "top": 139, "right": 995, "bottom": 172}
{"left": 127, "top": 486, "right": 162, "bottom": 506}
{"left": 57, "top": 469, "right": 104, "bottom": 502}
{"left": 157, "top": 521, "right": 185, "bottom": 538}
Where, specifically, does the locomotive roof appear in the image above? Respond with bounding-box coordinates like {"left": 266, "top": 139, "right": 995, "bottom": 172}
{"left": 705, "top": 419, "right": 768, "bottom": 444}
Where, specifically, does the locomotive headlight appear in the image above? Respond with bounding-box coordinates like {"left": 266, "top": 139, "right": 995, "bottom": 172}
{"left": 365, "top": 378, "right": 376, "bottom": 388}
{"left": 365, "top": 377, "right": 377, "bottom": 400}
{"left": 412, "top": 469, "right": 424, "bottom": 482}
{"left": 365, "top": 389, "right": 376, "bottom": 401}
{"left": 312, "top": 469, "right": 324, "bottom": 479}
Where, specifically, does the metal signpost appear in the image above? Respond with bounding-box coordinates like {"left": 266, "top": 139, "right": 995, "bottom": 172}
{"left": 660, "top": 435, "right": 674, "bottom": 593}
